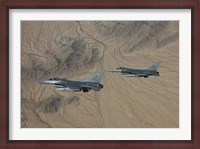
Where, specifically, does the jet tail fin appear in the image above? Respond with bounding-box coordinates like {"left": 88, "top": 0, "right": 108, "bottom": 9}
{"left": 149, "top": 60, "right": 161, "bottom": 70}
{"left": 81, "top": 71, "right": 104, "bottom": 83}
{"left": 88, "top": 71, "right": 104, "bottom": 83}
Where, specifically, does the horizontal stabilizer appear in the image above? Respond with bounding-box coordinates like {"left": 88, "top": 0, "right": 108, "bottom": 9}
{"left": 124, "top": 74, "right": 147, "bottom": 77}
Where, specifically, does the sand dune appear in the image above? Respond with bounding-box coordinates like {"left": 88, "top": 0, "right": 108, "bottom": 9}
{"left": 21, "top": 21, "right": 179, "bottom": 128}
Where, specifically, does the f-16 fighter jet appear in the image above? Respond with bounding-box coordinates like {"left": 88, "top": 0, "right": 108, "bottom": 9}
{"left": 39, "top": 71, "right": 104, "bottom": 92}
{"left": 107, "top": 60, "right": 160, "bottom": 78}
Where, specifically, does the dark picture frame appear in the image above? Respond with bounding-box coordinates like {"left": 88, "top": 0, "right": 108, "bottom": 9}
{"left": 0, "top": 0, "right": 199, "bottom": 148}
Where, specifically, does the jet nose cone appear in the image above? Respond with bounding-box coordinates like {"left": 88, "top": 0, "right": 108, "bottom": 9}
{"left": 38, "top": 80, "right": 51, "bottom": 84}
{"left": 107, "top": 69, "right": 113, "bottom": 72}
{"left": 38, "top": 80, "right": 46, "bottom": 84}
{"left": 107, "top": 68, "right": 120, "bottom": 72}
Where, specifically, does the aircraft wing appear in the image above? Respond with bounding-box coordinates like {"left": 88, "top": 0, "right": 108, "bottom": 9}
{"left": 54, "top": 84, "right": 66, "bottom": 88}
{"left": 55, "top": 87, "right": 81, "bottom": 92}
{"left": 123, "top": 74, "right": 148, "bottom": 77}
{"left": 54, "top": 84, "right": 81, "bottom": 91}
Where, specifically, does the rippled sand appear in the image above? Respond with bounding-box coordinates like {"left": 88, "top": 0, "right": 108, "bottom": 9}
{"left": 21, "top": 21, "right": 179, "bottom": 128}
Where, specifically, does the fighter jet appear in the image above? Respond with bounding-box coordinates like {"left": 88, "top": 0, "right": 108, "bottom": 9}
{"left": 107, "top": 60, "right": 161, "bottom": 78}
{"left": 39, "top": 71, "right": 104, "bottom": 92}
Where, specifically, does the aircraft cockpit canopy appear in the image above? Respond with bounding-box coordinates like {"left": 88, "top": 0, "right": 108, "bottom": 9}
{"left": 49, "top": 77, "right": 60, "bottom": 81}
{"left": 116, "top": 67, "right": 126, "bottom": 69}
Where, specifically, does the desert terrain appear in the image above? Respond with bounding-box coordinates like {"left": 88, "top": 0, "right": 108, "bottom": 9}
{"left": 21, "top": 21, "right": 179, "bottom": 128}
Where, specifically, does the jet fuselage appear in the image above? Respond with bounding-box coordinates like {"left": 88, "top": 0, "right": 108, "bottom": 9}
{"left": 107, "top": 67, "right": 160, "bottom": 78}
{"left": 120, "top": 68, "right": 159, "bottom": 77}
{"left": 40, "top": 78, "right": 103, "bottom": 92}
